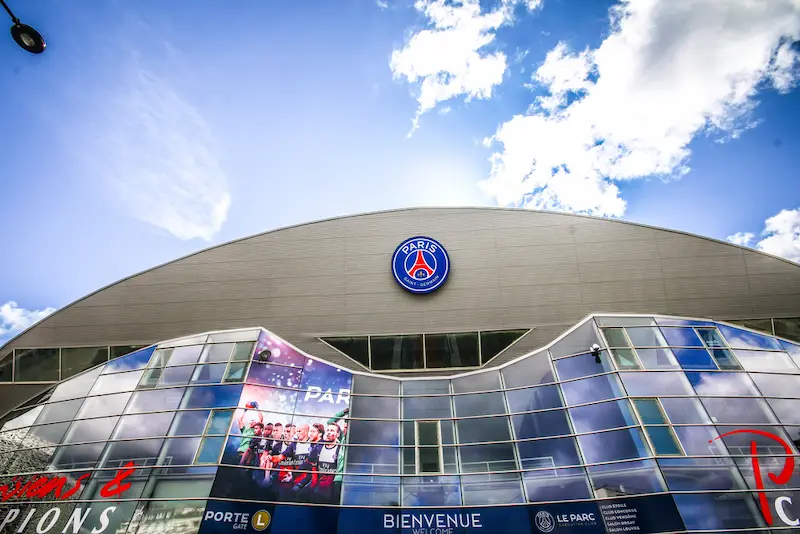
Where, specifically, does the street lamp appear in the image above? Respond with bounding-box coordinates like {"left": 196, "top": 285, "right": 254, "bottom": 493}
{"left": 0, "top": 0, "right": 45, "bottom": 54}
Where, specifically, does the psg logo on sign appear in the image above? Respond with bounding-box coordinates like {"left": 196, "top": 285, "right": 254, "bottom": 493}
{"left": 391, "top": 236, "right": 450, "bottom": 294}
{"left": 534, "top": 511, "right": 556, "bottom": 533}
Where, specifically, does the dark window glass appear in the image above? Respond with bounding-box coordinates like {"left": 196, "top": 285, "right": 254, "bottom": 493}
{"left": 554, "top": 352, "right": 614, "bottom": 380}
{"left": 619, "top": 371, "right": 693, "bottom": 396}
{"left": 453, "top": 392, "right": 506, "bottom": 417}
{"left": 459, "top": 443, "right": 517, "bottom": 473}
{"left": 50, "top": 442, "right": 107, "bottom": 470}
{"left": 523, "top": 467, "right": 592, "bottom": 502}
{"left": 323, "top": 337, "right": 369, "bottom": 367}
{"left": 695, "top": 328, "right": 728, "bottom": 348}
{"left": 417, "top": 422, "right": 441, "bottom": 473}
{"left": 402, "top": 476, "right": 460, "bottom": 506}
{"left": 456, "top": 416, "right": 512, "bottom": 444}
{"left": 352, "top": 375, "right": 399, "bottom": 395}
{"left": 461, "top": 473, "right": 524, "bottom": 505}
{"left": 61, "top": 347, "right": 108, "bottom": 379}
{"left": 158, "top": 365, "right": 195, "bottom": 386}
{"left": 625, "top": 327, "right": 668, "bottom": 347}
{"left": 776, "top": 318, "right": 800, "bottom": 343}
{"left": 672, "top": 493, "right": 765, "bottom": 531}
{"left": 100, "top": 438, "right": 164, "bottom": 468}
{"left": 157, "top": 437, "right": 201, "bottom": 466}
{"left": 0, "top": 350, "right": 12, "bottom": 382}
{"left": 644, "top": 426, "right": 683, "bottom": 455}
{"left": 26, "top": 421, "right": 71, "bottom": 445}
{"left": 733, "top": 349, "right": 798, "bottom": 373}
{"left": 403, "top": 395, "right": 451, "bottom": 419}
{"left": 345, "top": 446, "right": 399, "bottom": 474}
{"left": 425, "top": 332, "right": 479, "bottom": 368}
{"left": 728, "top": 318, "right": 773, "bottom": 335}
{"left": 126, "top": 388, "right": 184, "bottom": 414}
{"left": 569, "top": 400, "right": 637, "bottom": 433}
{"left": 560, "top": 374, "right": 625, "bottom": 406}
{"left": 550, "top": 321, "right": 604, "bottom": 358}
{"left": 351, "top": 395, "right": 399, "bottom": 419}
{"left": 707, "top": 348, "right": 742, "bottom": 370}
{"left": 14, "top": 348, "right": 59, "bottom": 381}
{"left": 506, "top": 384, "right": 563, "bottom": 413}
{"left": 750, "top": 372, "right": 800, "bottom": 397}
{"left": 113, "top": 412, "right": 175, "bottom": 439}
{"left": 660, "top": 327, "right": 704, "bottom": 347}
{"left": 49, "top": 367, "right": 103, "bottom": 402}
{"left": 110, "top": 345, "right": 147, "bottom": 359}
{"left": 181, "top": 385, "right": 243, "bottom": 409}
{"left": 370, "top": 335, "right": 423, "bottom": 370}
{"left": 90, "top": 370, "right": 145, "bottom": 395}
{"left": 480, "top": 330, "right": 527, "bottom": 363}
{"left": 190, "top": 363, "right": 227, "bottom": 384}
{"left": 341, "top": 475, "right": 400, "bottom": 506}
{"left": 701, "top": 398, "right": 777, "bottom": 424}
{"left": 169, "top": 410, "right": 211, "bottom": 436}
{"left": 685, "top": 371, "right": 760, "bottom": 395}
{"left": 451, "top": 371, "right": 501, "bottom": 393}
{"left": 35, "top": 399, "right": 84, "bottom": 424}
{"left": 577, "top": 428, "right": 650, "bottom": 463}
{"left": 717, "top": 324, "right": 782, "bottom": 350}
{"left": 103, "top": 346, "right": 155, "bottom": 373}
{"left": 635, "top": 347, "right": 680, "bottom": 369}
{"left": 672, "top": 348, "right": 718, "bottom": 370}
{"left": 767, "top": 399, "right": 800, "bottom": 424}
{"left": 512, "top": 410, "right": 571, "bottom": 439}
{"left": 502, "top": 352, "right": 555, "bottom": 388}
{"left": 517, "top": 436, "right": 582, "bottom": 469}
{"left": 348, "top": 420, "right": 400, "bottom": 446}
{"left": 63, "top": 417, "right": 119, "bottom": 444}
{"left": 403, "top": 380, "right": 449, "bottom": 395}
{"left": 658, "top": 457, "right": 747, "bottom": 490}
{"left": 588, "top": 459, "right": 666, "bottom": 496}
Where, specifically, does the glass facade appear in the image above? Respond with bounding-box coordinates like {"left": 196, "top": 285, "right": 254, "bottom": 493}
{"left": 1, "top": 317, "right": 800, "bottom": 534}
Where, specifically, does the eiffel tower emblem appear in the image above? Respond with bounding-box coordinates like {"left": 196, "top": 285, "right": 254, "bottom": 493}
{"left": 407, "top": 250, "right": 435, "bottom": 279}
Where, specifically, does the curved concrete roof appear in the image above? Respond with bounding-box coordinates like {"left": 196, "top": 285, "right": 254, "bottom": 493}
{"left": 3, "top": 207, "right": 800, "bottom": 376}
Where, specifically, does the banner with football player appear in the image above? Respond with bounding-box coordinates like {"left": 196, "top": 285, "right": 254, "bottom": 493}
{"left": 212, "top": 330, "right": 352, "bottom": 505}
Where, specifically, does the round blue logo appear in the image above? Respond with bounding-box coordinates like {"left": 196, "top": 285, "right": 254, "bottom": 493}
{"left": 391, "top": 236, "right": 450, "bottom": 294}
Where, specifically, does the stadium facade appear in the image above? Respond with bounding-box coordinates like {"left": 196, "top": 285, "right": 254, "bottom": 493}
{"left": 1, "top": 207, "right": 800, "bottom": 534}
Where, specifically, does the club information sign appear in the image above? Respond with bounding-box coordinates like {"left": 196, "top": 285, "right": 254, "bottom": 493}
{"left": 392, "top": 236, "right": 450, "bottom": 294}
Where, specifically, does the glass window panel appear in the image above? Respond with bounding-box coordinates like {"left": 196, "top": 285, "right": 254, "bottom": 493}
{"left": 126, "top": 388, "right": 184, "bottom": 414}
{"left": 100, "top": 438, "right": 164, "bottom": 468}
{"left": 418, "top": 446, "right": 441, "bottom": 473}
{"left": 501, "top": 352, "right": 555, "bottom": 388}
{"left": 323, "top": 337, "right": 369, "bottom": 367}
{"left": 451, "top": 371, "right": 501, "bottom": 393}
{"left": 456, "top": 416, "right": 512, "bottom": 444}
{"left": 345, "top": 446, "right": 399, "bottom": 474}
{"left": 352, "top": 375, "right": 399, "bottom": 395}
{"left": 0, "top": 405, "right": 43, "bottom": 432}
{"left": 157, "top": 365, "right": 195, "bottom": 386}
{"left": 60, "top": 347, "right": 108, "bottom": 379}
{"left": 34, "top": 399, "right": 84, "bottom": 424}
{"left": 461, "top": 473, "right": 524, "bottom": 505}
{"left": 658, "top": 457, "right": 746, "bottom": 490}
{"left": 506, "top": 384, "right": 563, "bottom": 413}
{"left": 596, "top": 317, "right": 657, "bottom": 327}
{"left": 114, "top": 412, "right": 175, "bottom": 439}
{"left": 634, "top": 347, "right": 680, "bottom": 370}
{"left": 230, "top": 341, "right": 255, "bottom": 361}
{"left": 578, "top": 428, "right": 651, "bottom": 463}
{"left": 63, "top": 417, "right": 119, "bottom": 444}
{"left": 0, "top": 350, "right": 12, "bottom": 382}
{"left": 26, "top": 421, "right": 71, "bottom": 446}
{"left": 208, "top": 329, "right": 260, "bottom": 343}
{"left": 750, "top": 372, "right": 800, "bottom": 397}
{"left": 673, "top": 348, "right": 718, "bottom": 370}
{"left": 89, "top": 370, "right": 144, "bottom": 395}
{"left": 685, "top": 371, "right": 760, "bottom": 395}
{"left": 453, "top": 392, "right": 506, "bottom": 417}
{"left": 717, "top": 324, "right": 782, "bottom": 350}
{"left": 701, "top": 397, "right": 777, "bottom": 424}
{"left": 569, "top": 400, "right": 637, "bottom": 433}
{"left": 341, "top": 475, "right": 400, "bottom": 506}
{"left": 644, "top": 426, "right": 682, "bottom": 455}
{"left": 199, "top": 343, "right": 233, "bottom": 363}
{"left": 588, "top": 459, "right": 666, "bottom": 496}
{"left": 180, "top": 385, "right": 243, "bottom": 409}
{"left": 550, "top": 321, "right": 604, "bottom": 358}
{"left": 370, "top": 335, "right": 423, "bottom": 370}
{"left": 402, "top": 476, "right": 461, "bottom": 507}
{"left": 729, "top": 318, "right": 774, "bottom": 334}
{"left": 50, "top": 442, "right": 107, "bottom": 470}
{"left": 619, "top": 371, "right": 694, "bottom": 396}
{"left": 160, "top": 334, "right": 208, "bottom": 348}
{"left": 425, "top": 332, "right": 479, "bottom": 368}
{"left": 14, "top": 348, "right": 59, "bottom": 381}
{"left": 157, "top": 437, "right": 201, "bottom": 466}
{"left": 707, "top": 348, "right": 742, "bottom": 370}
{"left": 695, "top": 328, "right": 728, "bottom": 348}
{"left": 512, "top": 409, "right": 572, "bottom": 439}
{"left": 351, "top": 395, "right": 399, "bottom": 419}
{"left": 523, "top": 467, "right": 592, "bottom": 502}
{"left": 776, "top": 319, "right": 800, "bottom": 343}
{"left": 110, "top": 345, "right": 147, "bottom": 360}
{"left": 733, "top": 349, "right": 799, "bottom": 373}
{"left": 673, "top": 426, "right": 728, "bottom": 456}
{"left": 169, "top": 410, "right": 210, "bottom": 436}
{"left": 767, "top": 399, "right": 800, "bottom": 424}
{"left": 554, "top": 352, "right": 614, "bottom": 380}
{"left": 656, "top": 317, "right": 714, "bottom": 326}
{"left": 716, "top": 425, "right": 798, "bottom": 456}
{"left": 206, "top": 410, "right": 233, "bottom": 434}
{"left": 633, "top": 399, "right": 667, "bottom": 424}
{"left": 660, "top": 327, "right": 704, "bottom": 347}
{"left": 672, "top": 493, "right": 765, "bottom": 531}
{"left": 517, "top": 436, "right": 582, "bottom": 469}
{"left": 103, "top": 346, "right": 155, "bottom": 373}
{"left": 348, "top": 420, "right": 400, "bottom": 445}
{"left": 480, "top": 329, "right": 527, "bottom": 363}
{"left": 138, "top": 367, "right": 162, "bottom": 389}
{"left": 602, "top": 327, "right": 630, "bottom": 347}
{"left": 48, "top": 367, "right": 103, "bottom": 402}
{"left": 560, "top": 374, "right": 625, "bottom": 406}
{"left": 402, "top": 380, "right": 450, "bottom": 395}
{"left": 609, "top": 348, "right": 641, "bottom": 370}
{"left": 625, "top": 327, "right": 668, "bottom": 347}
{"left": 195, "top": 436, "right": 225, "bottom": 463}
{"left": 403, "top": 396, "right": 452, "bottom": 419}
{"left": 223, "top": 361, "right": 248, "bottom": 382}
{"left": 459, "top": 443, "right": 517, "bottom": 473}
{"left": 165, "top": 345, "right": 203, "bottom": 366}
{"left": 190, "top": 363, "right": 227, "bottom": 384}
{"left": 148, "top": 348, "right": 172, "bottom": 368}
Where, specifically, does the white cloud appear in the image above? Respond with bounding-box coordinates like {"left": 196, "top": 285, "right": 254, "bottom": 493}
{"left": 377, "top": 0, "right": 388, "bottom": 9}
{"left": 390, "top": 0, "right": 542, "bottom": 133}
{"left": 756, "top": 208, "right": 800, "bottom": 262}
{"left": 481, "top": 0, "right": 800, "bottom": 216}
{"left": 727, "top": 232, "right": 755, "bottom": 247}
{"left": 100, "top": 54, "right": 230, "bottom": 241}
{"left": 0, "top": 301, "right": 57, "bottom": 342}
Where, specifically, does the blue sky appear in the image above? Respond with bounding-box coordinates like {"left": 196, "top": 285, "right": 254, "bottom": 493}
{"left": 1, "top": 0, "right": 799, "bottom": 343}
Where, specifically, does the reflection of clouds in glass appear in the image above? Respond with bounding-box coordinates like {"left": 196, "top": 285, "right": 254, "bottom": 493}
{"left": 90, "top": 370, "right": 145, "bottom": 395}
{"left": 717, "top": 325, "right": 782, "bottom": 351}
{"left": 103, "top": 347, "right": 156, "bottom": 373}
{"left": 560, "top": 374, "right": 624, "bottom": 405}
{"left": 1, "top": 405, "right": 43, "bottom": 432}
{"left": 685, "top": 372, "right": 758, "bottom": 396}
{"left": 732, "top": 349, "right": 799, "bottom": 373}
{"left": 674, "top": 426, "right": 726, "bottom": 455}
{"left": 127, "top": 388, "right": 184, "bottom": 413}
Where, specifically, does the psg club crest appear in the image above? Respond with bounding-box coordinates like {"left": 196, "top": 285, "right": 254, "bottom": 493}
{"left": 391, "top": 236, "right": 450, "bottom": 294}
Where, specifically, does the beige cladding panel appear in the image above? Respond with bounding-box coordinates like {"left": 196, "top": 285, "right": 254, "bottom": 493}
{"left": 3, "top": 208, "right": 800, "bottom": 364}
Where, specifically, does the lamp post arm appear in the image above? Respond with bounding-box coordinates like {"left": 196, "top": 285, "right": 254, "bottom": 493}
{"left": 0, "top": 0, "right": 20, "bottom": 24}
